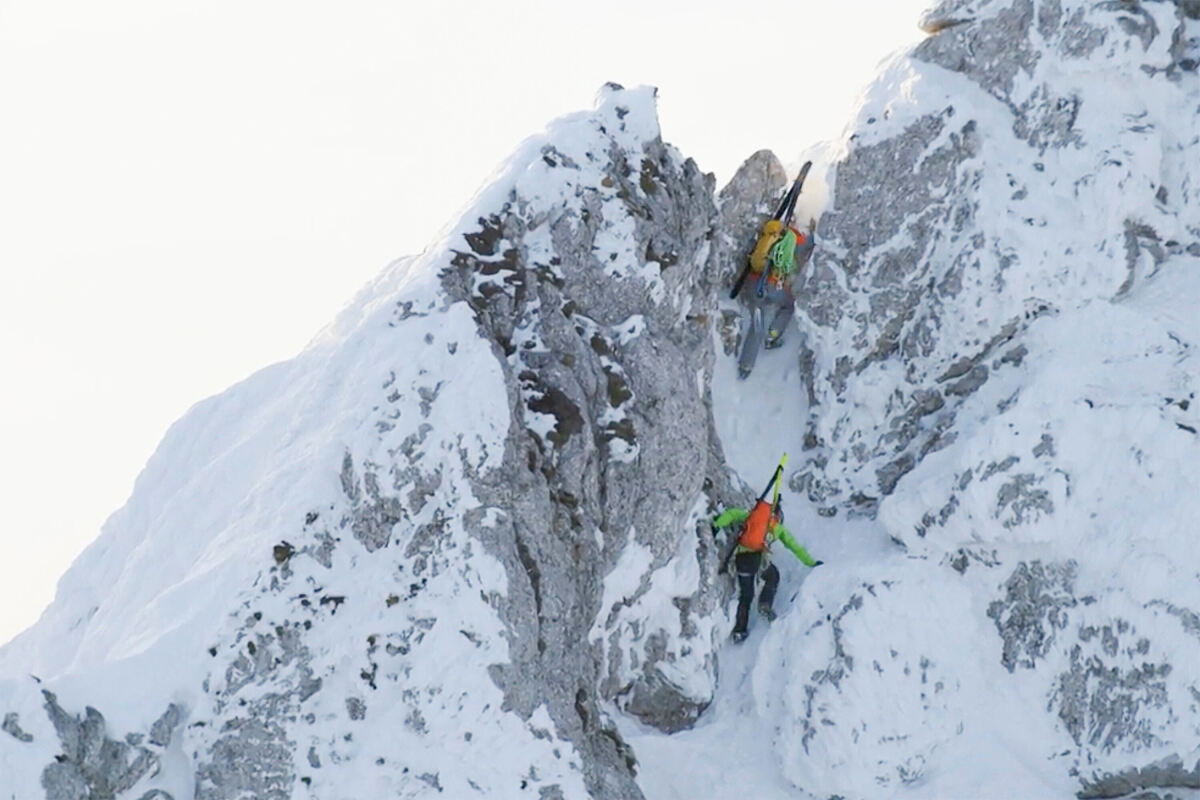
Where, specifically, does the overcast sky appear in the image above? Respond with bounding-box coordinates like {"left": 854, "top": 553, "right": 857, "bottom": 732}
{"left": 0, "top": 0, "right": 929, "bottom": 646}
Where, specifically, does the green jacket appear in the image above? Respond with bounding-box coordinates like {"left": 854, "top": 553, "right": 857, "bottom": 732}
{"left": 712, "top": 507, "right": 817, "bottom": 566}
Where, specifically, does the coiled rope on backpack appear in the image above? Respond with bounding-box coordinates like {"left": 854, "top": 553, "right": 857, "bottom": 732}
{"left": 767, "top": 229, "right": 799, "bottom": 276}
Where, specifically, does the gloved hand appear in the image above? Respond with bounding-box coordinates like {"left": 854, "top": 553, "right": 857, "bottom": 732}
{"left": 812, "top": 560, "right": 824, "bottom": 567}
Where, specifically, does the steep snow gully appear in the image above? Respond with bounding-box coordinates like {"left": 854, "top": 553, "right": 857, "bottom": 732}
{"left": 6, "top": 0, "right": 1200, "bottom": 798}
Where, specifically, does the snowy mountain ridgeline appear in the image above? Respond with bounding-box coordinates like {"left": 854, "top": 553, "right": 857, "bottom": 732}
{"left": 3, "top": 0, "right": 1200, "bottom": 798}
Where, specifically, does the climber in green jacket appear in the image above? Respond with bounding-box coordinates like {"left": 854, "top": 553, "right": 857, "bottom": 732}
{"left": 712, "top": 502, "right": 821, "bottom": 642}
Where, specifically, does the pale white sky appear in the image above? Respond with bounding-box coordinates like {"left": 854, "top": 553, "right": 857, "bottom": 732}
{"left": 0, "top": 0, "right": 928, "bottom": 646}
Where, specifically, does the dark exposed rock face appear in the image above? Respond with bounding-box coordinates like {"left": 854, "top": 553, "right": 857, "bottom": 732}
{"left": 1056, "top": 623, "right": 1171, "bottom": 753}
{"left": 108, "top": 85, "right": 776, "bottom": 800}
{"left": 40, "top": 692, "right": 179, "bottom": 800}
{"left": 1078, "top": 755, "right": 1200, "bottom": 799}
{"left": 796, "top": 0, "right": 1200, "bottom": 524}
{"left": 191, "top": 607, "right": 321, "bottom": 800}
{"left": 782, "top": 0, "right": 1200, "bottom": 794}
{"left": 20, "top": 86, "right": 767, "bottom": 800}
{"left": 988, "top": 560, "right": 1079, "bottom": 672}
{"left": 798, "top": 104, "right": 986, "bottom": 507}
{"left": 917, "top": 0, "right": 1043, "bottom": 103}
{"left": 713, "top": 149, "right": 790, "bottom": 289}
{"left": 2, "top": 711, "right": 33, "bottom": 743}
{"left": 438, "top": 85, "right": 770, "bottom": 796}
{"left": 0, "top": 84, "right": 772, "bottom": 800}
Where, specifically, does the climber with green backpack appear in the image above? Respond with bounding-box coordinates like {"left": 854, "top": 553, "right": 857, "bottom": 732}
{"left": 732, "top": 162, "right": 817, "bottom": 379}
{"left": 712, "top": 455, "right": 822, "bottom": 643}
{"left": 737, "top": 219, "right": 816, "bottom": 379}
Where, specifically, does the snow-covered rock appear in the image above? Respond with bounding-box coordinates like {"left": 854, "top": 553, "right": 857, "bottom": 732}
{"left": 0, "top": 84, "right": 773, "bottom": 800}
{"left": 777, "top": 0, "right": 1200, "bottom": 796}
{"left": 6, "top": 1, "right": 1200, "bottom": 797}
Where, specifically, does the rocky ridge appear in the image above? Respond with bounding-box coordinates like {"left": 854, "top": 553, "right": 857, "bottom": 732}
{"left": 774, "top": 0, "right": 1200, "bottom": 796}
{"left": 0, "top": 85, "right": 783, "bottom": 800}
{"left": 4, "top": 2, "right": 1200, "bottom": 797}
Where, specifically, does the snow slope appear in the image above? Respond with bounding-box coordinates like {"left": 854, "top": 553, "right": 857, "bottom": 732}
{"left": 0, "top": 246, "right": 579, "bottom": 797}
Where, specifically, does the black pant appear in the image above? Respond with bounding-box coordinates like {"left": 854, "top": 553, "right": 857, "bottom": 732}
{"left": 733, "top": 551, "right": 779, "bottom": 635}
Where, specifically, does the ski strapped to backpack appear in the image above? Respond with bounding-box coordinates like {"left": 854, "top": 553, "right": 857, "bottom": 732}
{"left": 729, "top": 161, "right": 812, "bottom": 300}
{"left": 718, "top": 453, "right": 788, "bottom": 572}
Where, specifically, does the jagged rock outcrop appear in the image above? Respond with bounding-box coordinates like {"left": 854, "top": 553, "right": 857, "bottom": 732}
{"left": 40, "top": 691, "right": 179, "bottom": 800}
{"left": 437, "top": 83, "right": 746, "bottom": 789}
{"left": 0, "top": 85, "right": 781, "bottom": 800}
{"left": 5, "top": 4, "right": 1200, "bottom": 796}
{"left": 183, "top": 84, "right": 764, "bottom": 800}
{"left": 1, "top": 711, "right": 33, "bottom": 743}
{"left": 799, "top": 0, "right": 1200, "bottom": 520}
{"left": 768, "top": 0, "right": 1200, "bottom": 796}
